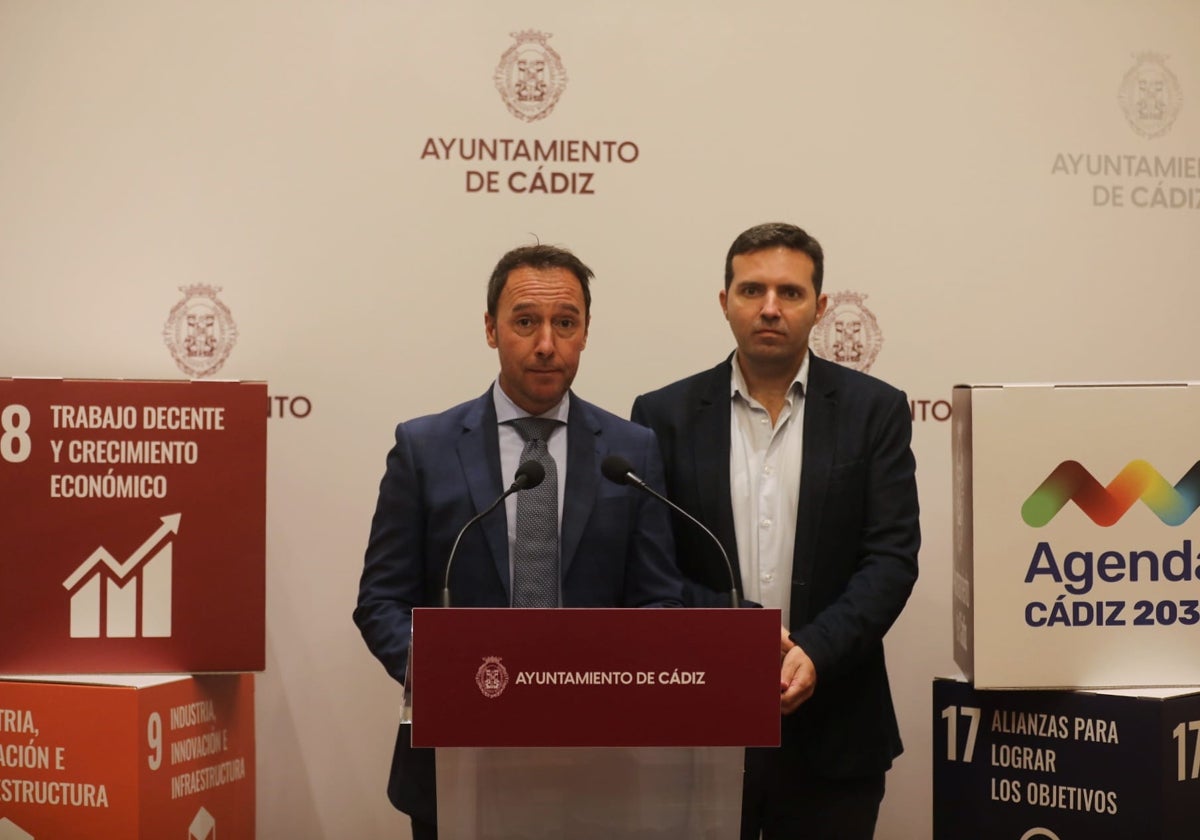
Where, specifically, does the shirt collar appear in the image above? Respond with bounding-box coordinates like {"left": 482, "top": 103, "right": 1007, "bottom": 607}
{"left": 492, "top": 378, "right": 570, "bottom": 425}
{"left": 729, "top": 351, "right": 809, "bottom": 403}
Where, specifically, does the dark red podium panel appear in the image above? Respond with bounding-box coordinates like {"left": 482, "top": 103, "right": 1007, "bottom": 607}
{"left": 411, "top": 607, "right": 780, "bottom": 748}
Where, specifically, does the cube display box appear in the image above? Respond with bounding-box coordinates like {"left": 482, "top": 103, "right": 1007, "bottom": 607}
{"left": 952, "top": 383, "right": 1200, "bottom": 688}
{"left": 0, "top": 378, "right": 266, "bottom": 674}
{"left": 0, "top": 674, "right": 254, "bottom": 839}
{"left": 934, "top": 677, "right": 1200, "bottom": 839}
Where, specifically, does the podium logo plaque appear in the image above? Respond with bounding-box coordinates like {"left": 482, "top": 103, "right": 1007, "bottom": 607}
{"left": 474, "top": 656, "right": 510, "bottom": 699}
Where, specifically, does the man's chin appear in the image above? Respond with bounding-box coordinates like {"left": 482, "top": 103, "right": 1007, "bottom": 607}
{"left": 524, "top": 372, "right": 566, "bottom": 392}
{"left": 741, "top": 344, "right": 806, "bottom": 366}
{"left": 744, "top": 340, "right": 800, "bottom": 355}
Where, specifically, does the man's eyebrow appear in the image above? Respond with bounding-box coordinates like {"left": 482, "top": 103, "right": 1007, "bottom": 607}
{"left": 734, "top": 280, "right": 805, "bottom": 291}
{"left": 510, "top": 301, "right": 582, "bottom": 314}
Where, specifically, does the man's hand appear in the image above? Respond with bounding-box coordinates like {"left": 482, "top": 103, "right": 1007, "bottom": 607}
{"left": 779, "top": 628, "right": 816, "bottom": 715}
{"left": 780, "top": 626, "right": 795, "bottom": 656}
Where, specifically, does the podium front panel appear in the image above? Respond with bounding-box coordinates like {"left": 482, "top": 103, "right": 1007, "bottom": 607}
{"left": 437, "top": 745, "right": 742, "bottom": 839}
{"left": 411, "top": 607, "right": 780, "bottom": 748}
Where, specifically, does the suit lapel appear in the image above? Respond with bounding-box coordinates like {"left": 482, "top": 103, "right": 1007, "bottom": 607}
{"left": 694, "top": 360, "right": 742, "bottom": 591}
{"left": 794, "top": 356, "right": 837, "bottom": 619}
{"left": 561, "top": 394, "right": 599, "bottom": 576}
{"left": 456, "top": 390, "right": 509, "bottom": 598}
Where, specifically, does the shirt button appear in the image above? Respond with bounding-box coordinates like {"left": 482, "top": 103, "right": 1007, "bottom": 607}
{"left": 761, "top": 518, "right": 772, "bottom": 528}
{"left": 761, "top": 573, "right": 773, "bottom": 583}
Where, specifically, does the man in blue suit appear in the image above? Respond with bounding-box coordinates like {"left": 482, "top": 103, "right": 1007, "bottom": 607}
{"left": 355, "top": 243, "right": 683, "bottom": 840}
{"left": 631, "top": 223, "right": 920, "bottom": 839}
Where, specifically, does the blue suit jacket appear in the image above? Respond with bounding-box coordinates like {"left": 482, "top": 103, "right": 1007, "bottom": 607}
{"left": 631, "top": 353, "right": 920, "bottom": 778}
{"left": 355, "top": 387, "right": 682, "bottom": 821}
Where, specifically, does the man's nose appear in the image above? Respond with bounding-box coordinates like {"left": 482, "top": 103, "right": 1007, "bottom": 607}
{"left": 533, "top": 323, "right": 556, "bottom": 355}
{"left": 760, "top": 291, "right": 781, "bottom": 318}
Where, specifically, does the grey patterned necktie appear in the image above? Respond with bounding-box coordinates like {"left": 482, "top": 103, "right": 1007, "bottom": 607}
{"left": 509, "top": 417, "right": 561, "bottom": 607}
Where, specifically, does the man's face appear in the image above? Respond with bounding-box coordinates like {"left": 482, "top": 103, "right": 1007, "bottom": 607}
{"left": 720, "top": 246, "right": 827, "bottom": 372}
{"left": 485, "top": 265, "right": 588, "bottom": 415}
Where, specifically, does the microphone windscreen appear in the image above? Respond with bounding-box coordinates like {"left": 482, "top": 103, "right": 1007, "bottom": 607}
{"left": 600, "top": 454, "right": 635, "bottom": 485}
{"left": 515, "top": 459, "right": 546, "bottom": 489}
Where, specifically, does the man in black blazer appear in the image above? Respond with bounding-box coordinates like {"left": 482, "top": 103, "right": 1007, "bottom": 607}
{"left": 631, "top": 223, "right": 919, "bottom": 839}
{"left": 356, "top": 244, "right": 683, "bottom": 840}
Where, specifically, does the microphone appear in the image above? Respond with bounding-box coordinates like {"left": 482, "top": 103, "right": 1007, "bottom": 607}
{"left": 441, "top": 460, "right": 545, "bottom": 607}
{"left": 601, "top": 454, "right": 740, "bottom": 608}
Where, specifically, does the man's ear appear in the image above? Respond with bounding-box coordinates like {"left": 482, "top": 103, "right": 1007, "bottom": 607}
{"left": 484, "top": 312, "right": 498, "bottom": 348}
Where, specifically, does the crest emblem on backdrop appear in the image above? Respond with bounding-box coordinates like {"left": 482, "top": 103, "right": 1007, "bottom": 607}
{"left": 809, "top": 290, "right": 883, "bottom": 373}
{"left": 163, "top": 285, "right": 239, "bottom": 378}
{"left": 1118, "top": 52, "right": 1182, "bottom": 139}
{"left": 494, "top": 30, "right": 568, "bottom": 122}
{"left": 475, "top": 656, "right": 510, "bottom": 699}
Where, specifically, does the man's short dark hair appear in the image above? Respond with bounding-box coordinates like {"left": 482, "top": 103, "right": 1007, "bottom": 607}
{"left": 724, "top": 222, "right": 824, "bottom": 295}
{"left": 487, "top": 244, "right": 594, "bottom": 316}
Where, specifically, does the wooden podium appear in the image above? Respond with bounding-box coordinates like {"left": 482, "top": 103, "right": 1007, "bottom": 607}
{"left": 408, "top": 607, "right": 780, "bottom": 839}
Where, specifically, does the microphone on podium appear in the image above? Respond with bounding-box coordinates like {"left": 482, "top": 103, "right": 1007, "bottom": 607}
{"left": 600, "top": 454, "right": 740, "bottom": 608}
{"left": 441, "top": 460, "right": 545, "bottom": 607}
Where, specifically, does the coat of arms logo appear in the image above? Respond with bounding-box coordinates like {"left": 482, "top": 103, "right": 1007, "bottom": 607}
{"left": 494, "top": 30, "right": 567, "bottom": 122}
{"left": 475, "top": 656, "right": 510, "bottom": 699}
{"left": 810, "top": 290, "right": 883, "bottom": 373}
{"left": 1118, "top": 52, "right": 1182, "bottom": 139}
{"left": 163, "top": 285, "right": 239, "bottom": 378}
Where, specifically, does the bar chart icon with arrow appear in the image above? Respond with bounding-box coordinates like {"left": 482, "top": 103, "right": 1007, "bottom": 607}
{"left": 61, "top": 513, "right": 183, "bottom": 639}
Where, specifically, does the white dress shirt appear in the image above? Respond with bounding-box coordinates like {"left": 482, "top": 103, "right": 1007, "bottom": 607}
{"left": 729, "top": 353, "right": 808, "bottom": 623}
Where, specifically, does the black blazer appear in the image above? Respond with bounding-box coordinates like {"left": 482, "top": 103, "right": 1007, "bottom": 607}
{"left": 632, "top": 353, "right": 920, "bottom": 777}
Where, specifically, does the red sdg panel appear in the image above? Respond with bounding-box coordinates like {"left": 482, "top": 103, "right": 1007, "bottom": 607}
{"left": 0, "top": 379, "right": 266, "bottom": 673}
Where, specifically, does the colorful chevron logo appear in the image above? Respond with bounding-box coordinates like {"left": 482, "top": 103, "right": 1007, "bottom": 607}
{"left": 1022, "top": 460, "right": 1200, "bottom": 527}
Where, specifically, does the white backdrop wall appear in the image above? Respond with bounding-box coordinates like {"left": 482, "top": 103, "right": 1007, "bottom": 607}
{"left": 2, "top": 2, "right": 1198, "bottom": 838}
